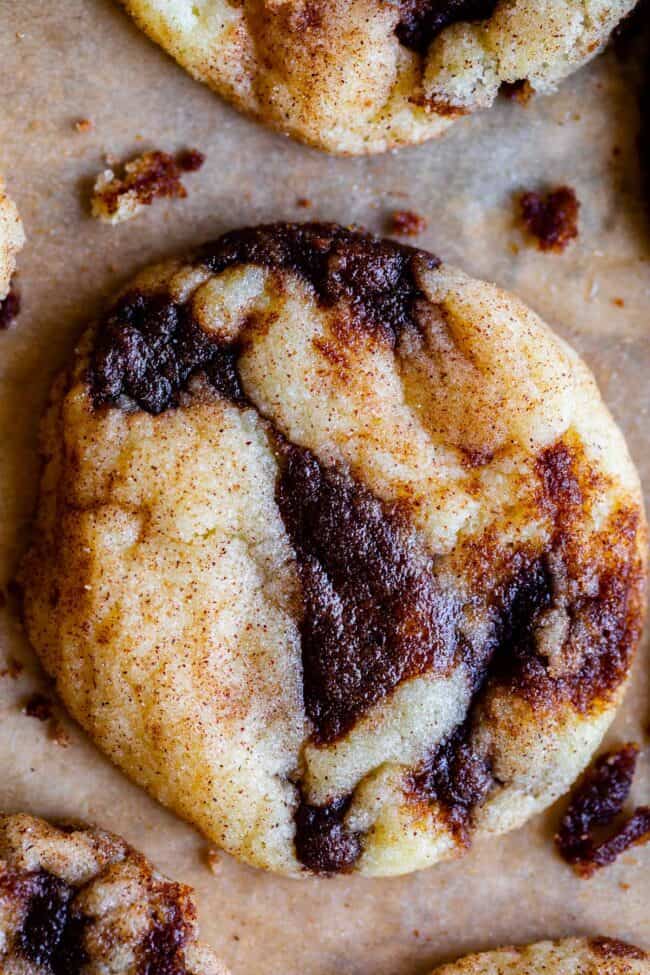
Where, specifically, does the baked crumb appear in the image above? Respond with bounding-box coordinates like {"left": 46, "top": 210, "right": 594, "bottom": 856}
{"left": 389, "top": 209, "right": 428, "bottom": 236}
{"left": 0, "top": 278, "right": 20, "bottom": 329}
{"left": 519, "top": 186, "right": 580, "bottom": 252}
{"left": 74, "top": 117, "right": 93, "bottom": 133}
{"left": 23, "top": 692, "right": 54, "bottom": 722}
{"left": 555, "top": 743, "right": 650, "bottom": 876}
{"left": 206, "top": 847, "right": 221, "bottom": 874}
{"left": 49, "top": 718, "right": 72, "bottom": 747}
{"left": 177, "top": 148, "right": 206, "bottom": 172}
{"left": 500, "top": 79, "right": 535, "bottom": 104}
{"left": 91, "top": 148, "right": 205, "bottom": 224}
{"left": 296, "top": 197, "right": 312, "bottom": 208}
{"left": 612, "top": 296, "right": 625, "bottom": 307}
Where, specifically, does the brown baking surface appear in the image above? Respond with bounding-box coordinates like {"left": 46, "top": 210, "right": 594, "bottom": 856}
{"left": 0, "top": 3, "right": 648, "bottom": 971}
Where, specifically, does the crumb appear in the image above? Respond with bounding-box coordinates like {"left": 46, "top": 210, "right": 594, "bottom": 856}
{"left": 49, "top": 719, "right": 71, "bottom": 748}
{"left": 501, "top": 79, "right": 535, "bottom": 104}
{"left": 0, "top": 657, "right": 23, "bottom": 680}
{"left": 0, "top": 279, "right": 21, "bottom": 329}
{"left": 619, "top": 881, "right": 631, "bottom": 890}
{"left": 74, "top": 118, "right": 93, "bottom": 133}
{"left": 205, "top": 848, "right": 221, "bottom": 874}
{"left": 612, "top": 297, "right": 625, "bottom": 307}
{"left": 232, "top": 935, "right": 240, "bottom": 942}
{"left": 176, "top": 148, "right": 206, "bottom": 172}
{"left": 509, "top": 242, "right": 519, "bottom": 255}
{"left": 91, "top": 149, "right": 205, "bottom": 224}
{"left": 24, "top": 692, "right": 54, "bottom": 722}
{"left": 296, "top": 198, "right": 312, "bottom": 208}
{"left": 389, "top": 209, "right": 427, "bottom": 237}
{"left": 519, "top": 186, "right": 580, "bottom": 252}
{"left": 555, "top": 743, "right": 650, "bottom": 877}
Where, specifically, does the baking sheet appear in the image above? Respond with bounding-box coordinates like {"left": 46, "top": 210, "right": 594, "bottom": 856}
{"left": 0, "top": 3, "right": 648, "bottom": 972}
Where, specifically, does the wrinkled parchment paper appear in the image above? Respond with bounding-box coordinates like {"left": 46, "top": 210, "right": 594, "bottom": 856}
{"left": 0, "top": 4, "right": 648, "bottom": 972}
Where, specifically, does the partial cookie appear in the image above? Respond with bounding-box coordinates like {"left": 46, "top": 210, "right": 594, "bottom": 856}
{"left": 0, "top": 812, "right": 227, "bottom": 975}
{"left": 119, "top": 0, "right": 636, "bottom": 154}
{"left": 22, "top": 223, "right": 646, "bottom": 877}
{"left": 0, "top": 177, "right": 24, "bottom": 299}
{"left": 432, "top": 937, "right": 650, "bottom": 974}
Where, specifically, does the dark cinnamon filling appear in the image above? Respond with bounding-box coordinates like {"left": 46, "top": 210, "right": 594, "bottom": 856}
{"left": 395, "top": 0, "right": 499, "bottom": 54}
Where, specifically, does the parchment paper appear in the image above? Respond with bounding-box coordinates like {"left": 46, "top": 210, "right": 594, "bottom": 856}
{"left": 0, "top": 4, "right": 648, "bottom": 972}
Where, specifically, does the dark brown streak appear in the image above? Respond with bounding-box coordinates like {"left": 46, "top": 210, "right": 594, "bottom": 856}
{"left": 276, "top": 441, "right": 460, "bottom": 745}
{"left": 89, "top": 223, "right": 438, "bottom": 414}
{"left": 395, "top": 0, "right": 499, "bottom": 54}
{"left": 0, "top": 869, "right": 88, "bottom": 975}
{"left": 556, "top": 743, "right": 650, "bottom": 876}
{"left": 293, "top": 795, "right": 361, "bottom": 875}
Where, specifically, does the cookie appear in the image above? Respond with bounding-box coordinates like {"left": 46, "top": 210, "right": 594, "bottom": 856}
{"left": 0, "top": 812, "right": 227, "bottom": 974}
{"left": 119, "top": 0, "right": 636, "bottom": 154}
{"left": 0, "top": 177, "right": 24, "bottom": 300}
{"left": 432, "top": 938, "right": 650, "bottom": 974}
{"left": 22, "top": 223, "right": 646, "bottom": 877}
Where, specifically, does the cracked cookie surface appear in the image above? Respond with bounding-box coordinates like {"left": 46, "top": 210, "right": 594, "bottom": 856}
{"left": 0, "top": 813, "right": 227, "bottom": 974}
{"left": 431, "top": 938, "right": 650, "bottom": 974}
{"left": 22, "top": 223, "right": 646, "bottom": 877}
{"left": 119, "top": 0, "right": 637, "bottom": 153}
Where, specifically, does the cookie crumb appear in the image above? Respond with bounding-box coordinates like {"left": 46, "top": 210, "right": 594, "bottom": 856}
{"left": 389, "top": 209, "right": 427, "bottom": 237}
{"left": 91, "top": 149, "right": 205, "bottom": 224}
{"left": 0, "top": 279, "right": 20, "bottom": 329}
{"left": 500, "top": 79, "right": 535, "bottom": 104}
{"left": 519, "top": 186, "right": 580, "bottom": 252}
{"left": 49, "top": 719, "right": 71, "bottom": 747}
{"left": 555, "top": 743, "right": 650, "bottom": 876}
{"left": 0, "top": 656, "right": 23, "bottom": 679}
{"left": 205, "top": 847, "right": 221, "bottom": 874}
{"left": 612, "top": 296, "right": 625, "bottom": 307}
{"left": 24, "top": 692, "right": 54, "bottom": 722}
{"left": 296, "top": 198, "right": 312, "bottom": 208}
{"left": 176, "top": 148, "right": 206, "bottom": 172}
{"left": 74, "top": 118, "right": 93, "bottom": 133}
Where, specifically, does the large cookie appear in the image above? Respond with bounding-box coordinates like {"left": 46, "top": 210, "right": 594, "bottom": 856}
{"left": 119, "top": 0, "right": 636, "bottom": 154}
{"left": 22, "top": 223, "right": 646, "bottom": 877}
{"left": 0, "top": 177, "right": 24, "bottom": 299}
{"left": 0, "top": 813, "right": 227, "bottom": 974}
{"left": 432, "top": 938, "right": 650, "bottom": 974}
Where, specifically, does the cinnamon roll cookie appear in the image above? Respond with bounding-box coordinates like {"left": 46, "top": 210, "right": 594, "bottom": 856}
{"left": 22, "top": 223, "right": 646, "bottom": 877}
{"left": 432, "top": 938, "right": 649, "bottom": 974}
{"left": 0, "top": 813, "right": 227, "bottom": 974}
{"left": 119, "top": 0, "right": 637, "bottom": 153}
